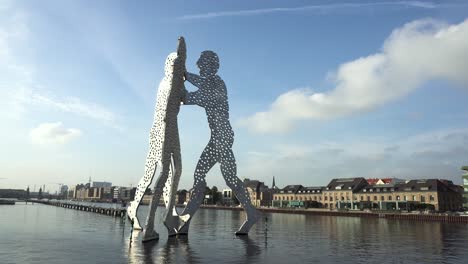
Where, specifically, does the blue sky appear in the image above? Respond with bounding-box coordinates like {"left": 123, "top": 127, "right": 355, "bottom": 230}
{"left": 1, "top": 0, "right": 468, "bottom": 193}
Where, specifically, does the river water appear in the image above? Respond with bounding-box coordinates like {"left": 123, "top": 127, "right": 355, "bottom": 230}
{"left": 1, "top": 203, "right": 467, "bottom": 263}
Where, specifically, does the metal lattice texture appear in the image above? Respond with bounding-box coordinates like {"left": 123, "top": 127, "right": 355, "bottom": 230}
{"left": 179, "top": 50, "right": 260, "bottom": 235}
{"left": 127, "top": 37, "right": 186, "bottom": 240}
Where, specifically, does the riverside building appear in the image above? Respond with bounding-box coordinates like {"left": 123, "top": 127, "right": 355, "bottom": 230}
{"left": 272, "top": 177, "right": 463, "bottom": 212}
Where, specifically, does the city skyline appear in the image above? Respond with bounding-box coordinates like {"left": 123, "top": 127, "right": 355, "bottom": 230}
{"left": 1, "top": 1, "right": 468, "bottom": 193}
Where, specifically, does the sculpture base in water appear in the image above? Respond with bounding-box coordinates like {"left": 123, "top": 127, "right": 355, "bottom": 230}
{"left": 142, "top": 230, "right": 159, "bottom": 243}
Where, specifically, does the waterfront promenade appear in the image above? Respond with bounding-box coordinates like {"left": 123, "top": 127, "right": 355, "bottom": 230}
{"left": 202, "top": 205, "right": 468, "bottom": 223}
{"left": 31, "top": 199, "right": 468, "bottom": 224}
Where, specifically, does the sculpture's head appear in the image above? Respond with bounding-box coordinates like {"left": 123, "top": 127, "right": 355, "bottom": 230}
{"left": 197, "top": 51, "right": 219, "bottom": 77}
{"left": 164, "top": 52, "right": 184, "bottom": 77}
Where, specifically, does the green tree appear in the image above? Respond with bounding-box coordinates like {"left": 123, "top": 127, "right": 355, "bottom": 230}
{"left": 204, "top": 186, "right": 211, "bottom": 195}
{"left": 211, "top": 186, "right": 222, "bottom": 204}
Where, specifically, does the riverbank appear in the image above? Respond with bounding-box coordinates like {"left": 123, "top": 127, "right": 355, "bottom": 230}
{"left": 26, "top": 200, "right": 468, "bottom": 224}
{"left": 199, "top": 205, "right": 468, "bottom": 223}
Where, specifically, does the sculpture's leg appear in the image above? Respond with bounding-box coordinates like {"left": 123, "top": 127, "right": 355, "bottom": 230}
{"left": 221, "top": 149, "right": 260, "bottom": 235}
{"left": 163, "top": 151, "right": 182, "bottom": 236}
{"left": 127, "top": 158, "right": 158, "bottom": 230}
{"left": 142, "top": 159, "right": 171, "bottom": 242}
{"left": 178, "top": 143, "right": 217, "bottom": 234}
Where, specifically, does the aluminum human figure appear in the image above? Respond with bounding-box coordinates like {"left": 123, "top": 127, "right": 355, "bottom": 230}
{"left": 127, "top": 37, "right": 186, "bottom": 241}
{"left": 179, "top": 50, "right": 260, "bottom": 235}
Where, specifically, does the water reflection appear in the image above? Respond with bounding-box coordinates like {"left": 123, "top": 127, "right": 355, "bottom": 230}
{"left": 158, "top": 236, "right": 200, "bottom": 264}
{"left": 127, "top": 232, "right": 201, "bottom": 264}
{"left": 237, "top": 236, "right": 261, "bottom": 261}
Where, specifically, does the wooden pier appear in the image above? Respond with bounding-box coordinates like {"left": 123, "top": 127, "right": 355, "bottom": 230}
{"left": 31, "top": 200, "right": 126, "bottom": 218}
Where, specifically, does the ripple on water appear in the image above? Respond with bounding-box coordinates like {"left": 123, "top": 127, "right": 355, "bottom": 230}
{"left": 1, "top": 204, "right": 468, "bottom": 263}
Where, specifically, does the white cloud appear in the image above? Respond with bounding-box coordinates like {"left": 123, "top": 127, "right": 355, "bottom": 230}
{"left": 15, "top": 88, "right": 117, "bottom": 124}
{"left": 30, "top": 122, "right": 82, "bottom": 145}
{"left": 240, "top": 19, "right": 468, "bottom": 134}
{"left": 178, "top": 1, "right": 439, "bottom": 20}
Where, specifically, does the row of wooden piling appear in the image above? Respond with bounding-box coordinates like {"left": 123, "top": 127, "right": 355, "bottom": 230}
{"left": 31, "top": 200, "right": 126, "bottom": 218}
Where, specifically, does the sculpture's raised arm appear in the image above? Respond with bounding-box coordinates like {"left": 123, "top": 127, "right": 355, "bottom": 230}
{"left": 185, "top": 72, "right": 203, "bottom": 88}
{"left": 177, "top": 36, "right": 186, "bottom": 61}
{"left": 182, "top": 72, "right": 204, "bottom": 106}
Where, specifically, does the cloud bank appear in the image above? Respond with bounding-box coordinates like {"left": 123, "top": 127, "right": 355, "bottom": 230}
{"left": 242, "top": 128, "right": 468, "bottom": 186}
{"left": 240, "top": 19, "right": 468, "bottom": 134}
{"left": 0, "top": 5, "right": 117, "bottom": 126}
{"left": 30, "top": 122, "right": 82, "bottom": 145}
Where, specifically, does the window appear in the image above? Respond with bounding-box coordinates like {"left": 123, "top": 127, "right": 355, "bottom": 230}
{"left": 367, "top": 196, "right": 370, "bottom": 201}
{"left": 374, "top": 196, "right": 377, "bottom": 201}
{"left": 388, "top": 196, "right": 392, "bottom": 200}
{"left": 363, "top": 189, "right": 367, "bottom": 192}
{"left": 421, "top": 196, "right": 426, "bottom": 202}
{"left": 430, "top": 195, "right": 434, "bottom": 201}
{"left": 396, "top": 196, "right": 400, "bottom": 201}
{"left": 404, "top": 196, "right": 407, "bottom": 201}
{"left": 325, "top": 196, "right": 328, "bottom": 201}
{"left": 330, "top": 197, "right": 333, "bottom": 201}
{"left": 421, "top": 187, "right": 429, "bottom": 191}
{"left": 360, "top": 196, "right": 364, "bottom": 200}
{"left": 381, "top": 196, "right": 385, "bottom": 201}
{"left": 412, "top": 195, "right": 416, "bottom": 201}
